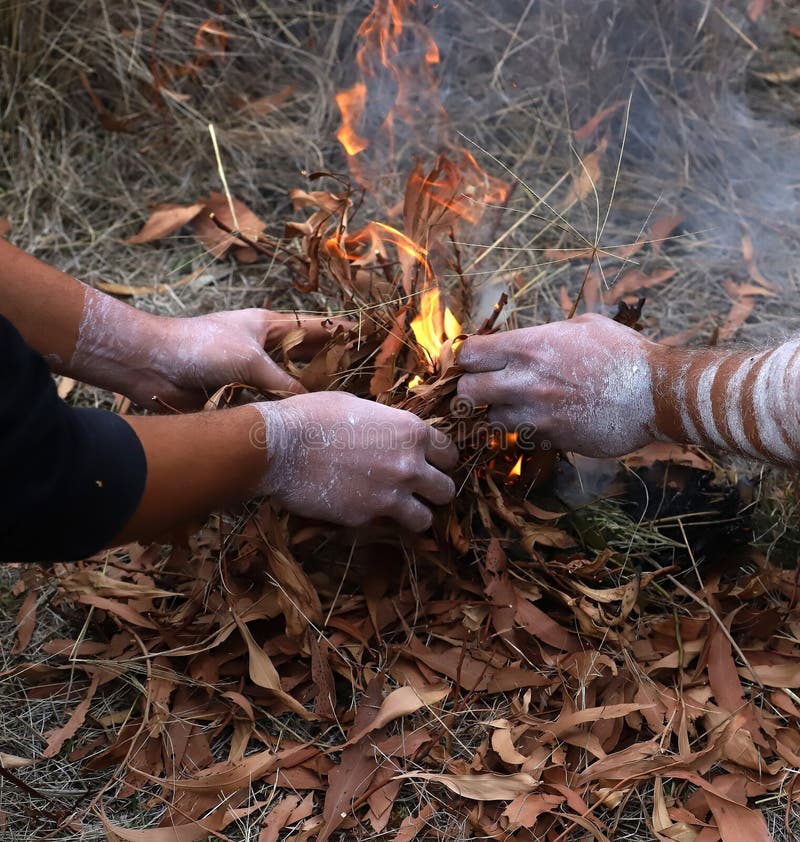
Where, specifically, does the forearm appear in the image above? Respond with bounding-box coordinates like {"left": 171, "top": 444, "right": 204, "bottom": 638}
{"left": 0, "top": 238, "right": 158, "bottom": 386}
{"left": 650, "top": 340, "right": 800, "bottom": 465}
{"left": 113, "top": 405, "right": 266, "bottom": 544}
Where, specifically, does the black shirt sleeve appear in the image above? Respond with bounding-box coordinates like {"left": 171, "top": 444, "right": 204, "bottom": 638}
{"left": 1, "top": 315, "right": 147, "bottom": 562}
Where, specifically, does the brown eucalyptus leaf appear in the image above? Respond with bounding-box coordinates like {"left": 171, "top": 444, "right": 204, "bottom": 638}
{"left": 395, "top": 771, "right": 539, "bottom": 801}
{"left": 126, "top": 203, "right": 204, "bottom": 244}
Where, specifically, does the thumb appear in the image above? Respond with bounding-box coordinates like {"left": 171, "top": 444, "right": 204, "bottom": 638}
{"left": 247, "top": 352, "right": 307, "bottom": 396}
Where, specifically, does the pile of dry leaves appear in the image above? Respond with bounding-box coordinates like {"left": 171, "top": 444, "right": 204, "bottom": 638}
{"left": 4, "top": 151, "right": 800, "bottom": 842}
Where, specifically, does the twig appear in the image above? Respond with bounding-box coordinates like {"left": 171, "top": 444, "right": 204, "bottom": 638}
{"left": 477, "top": 292, "right": 509, "bottom": 334}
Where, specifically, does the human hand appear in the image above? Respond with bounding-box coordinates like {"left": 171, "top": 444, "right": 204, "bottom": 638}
{"left": 73, "top": 290, "right": 347, "bottom": 410}
{"left": 456, "top": 313, "right": 659, "bottom": 457}
{"left": 140, "top": 309, "right": 345, "bottom": 409}
{"left": 254, "top": 392, "right": 458, "bottom": 530}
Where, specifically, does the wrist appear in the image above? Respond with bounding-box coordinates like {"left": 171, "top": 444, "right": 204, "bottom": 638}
{"left": 70, "top": 287, "right": 164, "bottom": 391}
{"left": 252, "top": 400, "right": 295, "bottom": 497}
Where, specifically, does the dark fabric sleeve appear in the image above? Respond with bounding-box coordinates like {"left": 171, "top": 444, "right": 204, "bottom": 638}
{"left": 0, "top": 315, "right": 147, "bottom": 562}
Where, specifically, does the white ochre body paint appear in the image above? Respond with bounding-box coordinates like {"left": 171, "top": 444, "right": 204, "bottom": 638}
{"left": 655, "top": 338, "right": 800, "bottom": 466}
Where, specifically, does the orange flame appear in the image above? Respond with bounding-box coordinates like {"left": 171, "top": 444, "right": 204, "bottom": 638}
{"left": 508, "top": 454, "right": 524, "bottom": 479}
{"left": 336, "top": 0, "right": 445, "bottom": 177}
{"left": 410, "top": 288, "right": 461, "bottom": 369}
{"left": 336, "top": 84, "right": 369, "bottom": 156}
{"left": 334, "top": 0, "right": 507, "bottom": 393}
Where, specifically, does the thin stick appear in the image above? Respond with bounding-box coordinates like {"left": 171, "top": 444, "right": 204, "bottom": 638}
{"left": 208, "top": 123, "right": 239, "bottom": 231}
{"left": 477, "top": 292, "right": 509, "bottom": 334}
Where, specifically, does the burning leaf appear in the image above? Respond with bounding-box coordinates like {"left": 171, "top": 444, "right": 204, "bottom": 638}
{"left": 396, "top": 771, "right": 539, "bottom": 801}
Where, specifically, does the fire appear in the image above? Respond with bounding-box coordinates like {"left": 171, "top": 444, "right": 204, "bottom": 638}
{"left": 335, "top": 84, "right": 369, "bottom": 156}
{"left": 410, "top": 288, "right": 461, "bottom": 368}
{"left": 508, "top": 454, "right": 524, "bottom": 479}
{"left": 332, "top": 1, "right": 506, "bottom": 393}
{"left": 335, "top": 0, "right": 446, "bottom": 185}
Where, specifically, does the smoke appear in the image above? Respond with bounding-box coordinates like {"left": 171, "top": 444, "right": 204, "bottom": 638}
{"left": 409, "top": 0, "right": 800, "bottom": 339}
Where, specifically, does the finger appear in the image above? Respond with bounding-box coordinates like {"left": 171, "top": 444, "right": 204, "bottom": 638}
{"left": 264, "top": 313, "right": 352, "bottom": 361}
{"left": 412, "top": 463, "right": 456, "bottom": 506}
{"left": 458, "top": 372, "right": 514, "bottom": 406}
{"left": 487, "top": 405, "right": 523, "bottom": 428}
{"left": 425, "top": 426, "right": 459, "bottom": 470}
{"left": 295, "top": 314, "right": 352, "bottom": 347}
{"left": 390, "top": 496, "right": 434, "bottom": 532}
{"left": 248, "top": 353, "right": 307, "bottom": 396}
{"left": 488, "top": 407, "right": 550, "bottom": 449}
{"left": 457, "top": 334, "right": 509, "bottom": 373}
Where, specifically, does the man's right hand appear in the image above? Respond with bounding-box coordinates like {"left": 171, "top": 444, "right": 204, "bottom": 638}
{"left": 255, "top": 393, "right": 458, "bottom": 531}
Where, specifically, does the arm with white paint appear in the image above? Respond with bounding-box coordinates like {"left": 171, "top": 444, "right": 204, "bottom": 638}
{"left": 0, "top": 239, "right": 340, "bottom": 409}
{"left": 456, "top": 313, "right": 800, "bottom": 466}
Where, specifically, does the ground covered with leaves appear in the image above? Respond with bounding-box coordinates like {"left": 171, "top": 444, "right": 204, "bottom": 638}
{"left": 3, "top": 1, "right": 800, "bottom": 840}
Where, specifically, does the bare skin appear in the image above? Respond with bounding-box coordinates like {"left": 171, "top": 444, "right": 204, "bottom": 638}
{"left": 1, "top": 241, "right": 458, "bottom": 545}
{"left": 457, "top": 313, "right": 800, "bottom": 467}
{"left": 0, "top": 239, "right": 336, "bottom": 408}
{"left": 118, "top": 397, "right": 457, "bottom": 544}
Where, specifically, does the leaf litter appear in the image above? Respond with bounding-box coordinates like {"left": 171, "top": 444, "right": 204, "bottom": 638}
{"left": 7, "top": 4, "right": 800, "bottom": 842}
{"left": 10, "top": 155, "right": 800, "bottom": 842}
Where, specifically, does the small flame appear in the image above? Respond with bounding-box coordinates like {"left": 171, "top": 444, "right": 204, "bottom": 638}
{"left": 508, "top": 455, "right": 523, "bottom": 479}
{"left": 410, "top": 288, "right": 461, "bottom": 369}
{"left": 336, "top": 84, "right": 369, "bottom": 156}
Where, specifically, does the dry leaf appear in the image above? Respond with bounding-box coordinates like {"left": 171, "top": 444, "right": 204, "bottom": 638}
{"left": 192, "top": 192, "right": 266, "bottom": 259}
{"left": 348, "top": 683, "right": 450, "bottom": 744}
{"left": 12, "top": 590, "right": 37, "bottom": 655}
{"left": 258, "top": 794, "right": 301, "bottom": 842}
{"left": 234, "top": 614, "right": 311, "bottom": 718}
{"left": 391, "top": 803, "right": 434, "bottom": 842}
{"left": 102, "top": 817, "right": 212, "bottom": 842}
{"left": 747, "top": 0, "right": 769, "bottom": 20}
{"left": 43, "top": 674, "right": 100, "bottom": 758}
{"left": 575, "top": 101, "right": 626, "bottom": 141}
{"left": 567, "top": 137, "right": 607, "bottom": 204}
{"left": 396, "top": 771, "right": 539, "bottom": 801}
{"left": 319, "top": 675, "right": 386, "bottom": 842}
{"left": 126, "top": 203, "right": 204, "bottom": 244}
{"left": 0, "top": 752, "right": 34, "bottom": 769}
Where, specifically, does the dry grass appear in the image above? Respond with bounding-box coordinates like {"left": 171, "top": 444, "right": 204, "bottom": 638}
{"left": 3, "top": 0, "right": 800, "bottom": 839}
